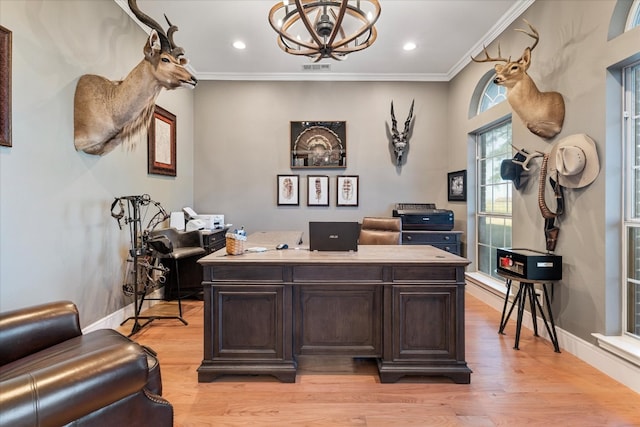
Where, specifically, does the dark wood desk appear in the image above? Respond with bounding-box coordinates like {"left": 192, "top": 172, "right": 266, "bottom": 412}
{"left": 197, "top": 242, "right": 471, "bottom": 383}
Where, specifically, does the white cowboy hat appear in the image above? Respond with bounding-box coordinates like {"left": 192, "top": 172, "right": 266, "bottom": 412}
{"left": 548, "top": 134, "right": 599, "bottom": 189}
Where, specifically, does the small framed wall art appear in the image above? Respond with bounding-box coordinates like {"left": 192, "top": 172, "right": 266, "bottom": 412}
{"left": 148, "top": 105, "right": 177, "bottom": 176}
{"left": 336, "top": 175, "right": 359, "bottom": 207}
{"left": 290, "top": 121, "right": 346, "bottom": 168}
{"left": 277, "top": 174, "right": 299, "bottom": 206}
{"left": 307, "top": 175, "right": 329, "bottom": 206}
{"left": 447, "top": 170, "right": 467, "bottom": 201}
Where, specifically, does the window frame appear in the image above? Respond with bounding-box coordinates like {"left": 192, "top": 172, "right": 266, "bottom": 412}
{"left": 625, "top": 0, "right": 640, "bottom": 30}
{"left": 622, "top": 60, "right": 640, "bottom": 339}
{"left": 475, "top": 119, "right": 513, "bottom": 281}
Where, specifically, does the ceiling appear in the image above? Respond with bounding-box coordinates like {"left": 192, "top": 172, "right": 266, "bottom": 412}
{"left": 116, "top": 0, "right": 535, "bottom": 82}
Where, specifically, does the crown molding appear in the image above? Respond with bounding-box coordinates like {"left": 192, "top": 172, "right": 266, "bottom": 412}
{"left": 114, "top": 0, "right": 536, "bottom": 83}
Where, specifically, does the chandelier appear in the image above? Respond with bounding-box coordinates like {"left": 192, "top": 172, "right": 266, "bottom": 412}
{"left": 268, "top": 0, "right": 381, "bottom": 62}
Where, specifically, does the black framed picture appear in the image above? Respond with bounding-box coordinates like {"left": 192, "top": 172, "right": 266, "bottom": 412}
{"left": 336, "top": 175, "right": 359, "bottom": 206}
{"left": 448, "top": 170, "right": 467, "bottom": 201}
{"left": 277, "top": 174, "right": 299, "bottom": 206}
{"left": 290, "top": 121, "right": 346, "bottom": 168}
{"left": 307, "top": 175, "right": 329, "bottom": 206}
{"left": 148, "top": 105, "right": 177, "bottom": 176}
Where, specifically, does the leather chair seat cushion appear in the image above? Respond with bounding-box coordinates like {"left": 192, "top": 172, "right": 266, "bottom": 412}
{"left": 170, "top": 246, "right": 206, "bottom": 260}
{"left": 0, "top": 329, "right": 159, "bottom": 426}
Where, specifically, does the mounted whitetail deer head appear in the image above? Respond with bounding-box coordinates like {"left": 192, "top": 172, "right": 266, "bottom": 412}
{"left": 472, "top": 19, "right": 564, "bottom": 139}
{"left": 390, "top": 100, "right": 414, "bottom": 166}
{"left": 73, "top": 0, "right": 197, "bottom": 156}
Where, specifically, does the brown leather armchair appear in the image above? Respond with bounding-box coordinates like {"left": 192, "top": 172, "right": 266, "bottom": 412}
{"left": 359, "top": 217, "right": 402, "bottom": 245}
{"left": 0, "top": 301, "right": 172, "bottom": 427}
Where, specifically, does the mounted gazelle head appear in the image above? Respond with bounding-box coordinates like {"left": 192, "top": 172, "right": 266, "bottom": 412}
{"left": 471, "top": 19, "right": 564, "bottom": 139}
{"left": 390, "top": 100, "right": 414, "bottom": 166}
{"left": 73, "top": 0, "right": 197, "bottom": 156}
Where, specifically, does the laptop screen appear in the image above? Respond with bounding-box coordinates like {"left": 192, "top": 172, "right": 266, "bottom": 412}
{"left": 308, "top": 221, "right": 359, "bottom": 252}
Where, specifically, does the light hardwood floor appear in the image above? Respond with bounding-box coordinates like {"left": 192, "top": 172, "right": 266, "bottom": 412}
{"left": 122, "top": 294, "right": 640, "bottom": 427}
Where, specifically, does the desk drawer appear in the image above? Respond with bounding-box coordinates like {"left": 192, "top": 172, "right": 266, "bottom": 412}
{"left": 402, "top": 232, "right": 461, "bottom": 255}
{"left": 402, "top": 232, "right": 460, "bottom": 244}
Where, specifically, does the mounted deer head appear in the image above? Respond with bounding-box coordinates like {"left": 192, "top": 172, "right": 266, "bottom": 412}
{"left": 73, "top": 0, "right": 197, "bottom": 156}
{"left": 472, "top": 19, "right": 564, "bottom": 139}
{"left": 390, "top": 100, "right": 414, "bottom": 166}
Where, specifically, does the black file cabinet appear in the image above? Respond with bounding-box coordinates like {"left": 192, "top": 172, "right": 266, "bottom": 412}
{"left": 201, "top": 228, "right": 228, "bottom": 254}
{"left": 401, "top": 230, "right": 462, "bottom": 256}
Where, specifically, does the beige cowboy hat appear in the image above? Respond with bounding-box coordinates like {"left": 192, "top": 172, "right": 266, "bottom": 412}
{"left": 548, "top": 134, "right": 599, "bottom": 189}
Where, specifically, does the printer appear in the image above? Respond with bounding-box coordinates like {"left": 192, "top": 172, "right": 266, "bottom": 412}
{"left": 182, "top": 207, "right": 224, "bottom": 231}
{"left": 393, "top": 203, "right": 454, "bottom": 231}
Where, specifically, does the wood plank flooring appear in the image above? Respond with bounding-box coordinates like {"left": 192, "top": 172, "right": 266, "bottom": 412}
{"left": 122, "top": 294, "right": 640, "bottom": 426}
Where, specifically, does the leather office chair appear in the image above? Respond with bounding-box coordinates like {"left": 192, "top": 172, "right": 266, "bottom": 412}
{"left": 148, "top": 228, "right": 206, "bottom": 312}
{"left": 359, "top": 217, "right": 402, "bottom": 245}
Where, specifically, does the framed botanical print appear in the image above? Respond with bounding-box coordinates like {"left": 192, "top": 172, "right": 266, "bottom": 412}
{"left": 148, "top": 105, "right": 176, "bottom": 176}
{"left": 290, "top": 121, "right": 346, "bottom": 168}
{"left": 336, "top": 175, "right": 359, "bottom": 207}
{"left": 277, "top": 174, "right": 299, "bottom": 206}
{"left": 448, "top": 170, "right": 467, "bottom": 201}
{"left": 307, "top": 175, "right": 329, "bottom": 206}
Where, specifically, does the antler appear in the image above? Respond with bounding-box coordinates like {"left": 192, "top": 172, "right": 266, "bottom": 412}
{"left": 164, "top": 15, "right": 185, "bottom": 58}
{"left": 403, "top": 100, "right": 415, "bottom": 136}
{"left": 514, "top": 19, "right": 539, "bottom": 53}
{"left": 391, "top": 101, "right": 399, "bottom": 136}
{"left": 471, "top": 43, "right": 509, "bottom": 63}
{"left": 128, "top": 0, "right": 182, "bottom": 57}
{"left": 471, "top": 19, "right": 539, "bottom": 64}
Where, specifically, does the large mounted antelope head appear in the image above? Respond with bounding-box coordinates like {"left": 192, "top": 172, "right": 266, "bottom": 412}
{"left": 74, "top": 0, "right": 197, "bottom": 156}
{"left": 472, "top": 20, "right": 564, "bottom": 139}
{"left": 390, "top": 100, "right": 414, "bottom": 166}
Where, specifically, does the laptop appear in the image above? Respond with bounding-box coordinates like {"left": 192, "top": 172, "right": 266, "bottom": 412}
{"left": 308, "top": 221, "right": 359, "bottom": 252}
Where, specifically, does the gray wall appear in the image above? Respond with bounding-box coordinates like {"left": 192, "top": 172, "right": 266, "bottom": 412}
{"left": 0, "top": 0, "right": 195, "bottom": 326}
{"left": 193, "top": 81, "right": 451, "bottom": 233}
{"left": 448, "top": 0, "right": 640, "bottom": 340}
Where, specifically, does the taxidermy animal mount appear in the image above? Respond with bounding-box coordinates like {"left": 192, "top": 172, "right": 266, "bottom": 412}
{"left": 390, "top": 100, "right": 414, "bottom": 166}
{"left": 73, "top": 0, "right": 197, "bottom": 156}
{"left": 472, "top": 20, "right": 564, "bottom": 139}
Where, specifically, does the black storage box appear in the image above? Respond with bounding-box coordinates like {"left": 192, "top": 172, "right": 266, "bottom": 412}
{"left": 496, "top": 248, "right": 562, "bottom": 281}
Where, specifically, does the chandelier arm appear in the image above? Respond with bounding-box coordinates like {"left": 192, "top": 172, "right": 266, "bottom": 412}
{"left": 268, "top": 3, "right": 313, "bottom": 50}
{"left": 328, "top": 7, "right": 379, "bottom": 49}
{"left": 326, "top": 2, "right": 348, "bottom": 47}
{"left": 295, "top": 0, "right": 325, "bottom": 50}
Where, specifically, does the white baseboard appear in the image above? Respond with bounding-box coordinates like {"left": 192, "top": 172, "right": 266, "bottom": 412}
{"left": 82, "top": 289, "right": 164, "bottom": 333}
{"left": 466, "top": 280, "right": 640, "bottom": 394}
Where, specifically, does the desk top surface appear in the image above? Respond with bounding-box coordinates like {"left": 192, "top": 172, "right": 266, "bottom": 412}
{"left": 200, "top": 231, "right": 469, "bottom": 266}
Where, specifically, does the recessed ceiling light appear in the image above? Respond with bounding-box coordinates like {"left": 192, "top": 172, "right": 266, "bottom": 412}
{"left": 403, "top": 42, "right": 417, "bottom": 51}
{"left": 233, "top": 41, "right": 246, "bottom": 50}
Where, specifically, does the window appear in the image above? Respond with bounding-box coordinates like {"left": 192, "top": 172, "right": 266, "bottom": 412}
{"left": 626, "top": 0, "right": 640, "bottom": 30}
{"left": 476, "top": 121, "right": 512, "bottom": 280}
{"left": 478, "top": 80, "right": 507, "bottom": 114}
{"left": 623, "top": 61, "right": 640, "bottom": 338}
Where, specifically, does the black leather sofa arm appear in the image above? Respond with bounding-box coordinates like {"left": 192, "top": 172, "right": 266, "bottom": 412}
{"left": 0, "top": 338, "right": 150, "bottom": 427}
{"left": 0, "top": 301, "right": 82, "bottom": 365}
